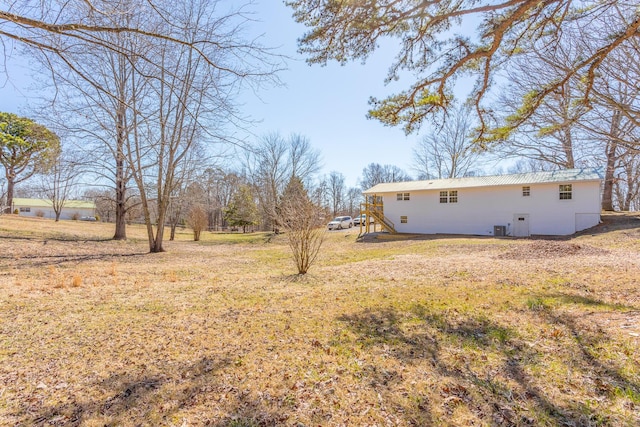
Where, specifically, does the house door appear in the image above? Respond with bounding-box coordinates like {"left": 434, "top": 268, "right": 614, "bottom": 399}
{"left": 513, "top": 214, "right": 530, "bottom": 237}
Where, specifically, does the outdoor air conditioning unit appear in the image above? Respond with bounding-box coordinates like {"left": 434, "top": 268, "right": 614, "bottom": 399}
{"left": 494, "top": 225, "right": 507, "bottom": 237}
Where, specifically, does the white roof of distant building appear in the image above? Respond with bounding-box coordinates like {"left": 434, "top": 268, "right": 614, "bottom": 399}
{"left": 363, "top": 168, "right": 603, "bottom": 194}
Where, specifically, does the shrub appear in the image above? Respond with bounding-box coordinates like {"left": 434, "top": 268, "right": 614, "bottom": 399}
{"left": 187, "top": 205, "right": 208, "bottom": 241}
{"left": 71, "top": 212, "right": 80, "bottom": 221}
{"left": 35, "top": 210, "right": 45, "bottom": 218}
{"left": 278, "top": 176, "right": 326, "bottom": 275}
{"left": 14, "top": 209, "right": 19, "bottom": 215}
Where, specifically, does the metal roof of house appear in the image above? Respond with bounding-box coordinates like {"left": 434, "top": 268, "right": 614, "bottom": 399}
{"left": 363, "top": 168, "right": 603, "bottom": 194}
{"left": 12, "top": 198, "right": 96, "bottom": 209}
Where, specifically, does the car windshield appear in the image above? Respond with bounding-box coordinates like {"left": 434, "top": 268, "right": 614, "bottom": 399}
{"left": 333, "top": 217, "right": 344, "bottom": 221}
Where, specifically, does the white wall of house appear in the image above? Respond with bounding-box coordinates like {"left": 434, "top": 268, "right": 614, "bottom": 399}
{"left": 15, "top": 207, "right": 95, "bottom": 220}
{"left": 378, "top": 181, "right": 601, "bottom": 236}
{"left": 12, "top": 200, "right": 96, "bottom": 221}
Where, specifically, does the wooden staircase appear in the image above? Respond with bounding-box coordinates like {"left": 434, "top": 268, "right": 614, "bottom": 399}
{"left": 359, "top": 200, "right": 396, "bottom": 234}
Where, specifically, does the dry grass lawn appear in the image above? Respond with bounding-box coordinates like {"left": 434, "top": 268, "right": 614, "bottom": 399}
{"left": 1, "top": 214, "right": 639, "bottom": 426}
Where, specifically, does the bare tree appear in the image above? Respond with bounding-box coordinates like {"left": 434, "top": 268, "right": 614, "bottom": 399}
{"left": 83, "top": 188, "right": 115, "bottom": 222}
{"left": 21, "top": 1, "right": 279, "bottom": 252}
{"left": 37, "top": 149, "right": 83, "bottom": 221}
{"left": 496, "top": 26, "right": 639, "bottom": 212}
{"left": 413, "top": 103, "right": 485, "bottom": 179}
{"left": 188, "top": 167, "right": 243, "bottom": 231}
{"left": 327, "top": 171, "right": 346, "bottom": 216}
{"left": 278, "top": 175, "right": 326, "bottom": 275}
{"left": 582, "top": 39, "right": 640, "bottom": 211}
{"left": 346, "top": 187, "right": 362, "bottom": 217}
{"left": 1, "top": 0, "right": 282, "bottom": 78}
{"left": 614, "top": 151, "right": 640, "bottom": 211}
{"left": 360, "top": 163, "right": 411, "bottom": 191}
{"left": 186, "top": 205, "right": 208, "bottom": 241}
{"left": 245, "top": 133, "right": 321, "bottom": 231}
{"left": 496, "top": 42, "right": 592, "bottom": 169}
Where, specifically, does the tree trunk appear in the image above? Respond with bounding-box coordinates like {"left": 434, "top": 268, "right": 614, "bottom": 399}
{"left": 149, "top": 199, "right": 166, "bottom": 253}
{"left": 170, "top": 223, "right": 176, "bottom": 241}
{"left": 602, "top": 110, "right": 621, "bottom": 211}
{"left": 113, "top": 103, "right": 127, "bottom": 240}
{"left": 5, "top": 174, "right": 15, "bottom": 213}
{"left": 623, "top": 163, "right": 635, "bottom": 211}
{"left": 113, "top": 177, "right": 127, "bottom": 239}
{"left": 562, "top": 128, "right": 575, "bottom": 169}
{"left": 151, "top": 225, "right": 165, "bottom": 252}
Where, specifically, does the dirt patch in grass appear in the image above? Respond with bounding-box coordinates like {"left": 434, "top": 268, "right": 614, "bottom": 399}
{"left": 1, "top": 215, "right": 639, "bottom": 426}
{"left": 497, "top": 241, "right": 609, "bottom": 259}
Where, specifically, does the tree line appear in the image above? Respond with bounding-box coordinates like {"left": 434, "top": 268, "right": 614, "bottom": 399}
{"left": 2, "top": 0, "right": 639, "bottom": 261}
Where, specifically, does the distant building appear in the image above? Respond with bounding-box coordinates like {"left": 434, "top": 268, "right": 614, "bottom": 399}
{"left": 11, "top": 198, "right": 97, "bottom": 221}
{"left": 363, "top": 168, "right": 602, "bottom": 236}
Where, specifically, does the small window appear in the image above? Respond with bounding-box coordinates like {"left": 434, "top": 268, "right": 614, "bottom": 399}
{"left": 559, "top": 184, "right": 572, "bottom": 200}
{"left": 19, "top": 207, "right": 30, "bottom": 212}
{"left": 400, "top": 215, "right": 408, "bottom": 224}
{"left": 522, "top": 186, "right": 530, "bottom": 197}
{"left": 439, "top": 191, "right": 448, "bottom": 203}
{"left": 397, "top": 193, "right": 403, "bottom": 201}
{"left": 397, "top": 192, "right": 410, "bottom": 201}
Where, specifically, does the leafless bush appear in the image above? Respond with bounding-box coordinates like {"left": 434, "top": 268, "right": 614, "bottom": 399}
{"left": 187, "top": 205, "right": 208, "bottom": 241}
{"left": 279, "top": 177, "right": 326, "bottom": 274}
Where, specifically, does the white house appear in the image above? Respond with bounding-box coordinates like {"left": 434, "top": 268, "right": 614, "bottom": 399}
{"left": 11, "top": 198, "right": 97, "bottom": 221}
{"left": 363, "top": 168, "right": 603, "bottom": 236}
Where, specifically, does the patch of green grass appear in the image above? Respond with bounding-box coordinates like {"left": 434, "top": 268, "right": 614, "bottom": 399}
{"left": 196, "top": 231, "right": 273, "bottom": 245}
{"left": 526, "top": 296, "right": 551, "bottom": 311}
{"left": 613, "top": 385, "right": 640, "bottom": 404}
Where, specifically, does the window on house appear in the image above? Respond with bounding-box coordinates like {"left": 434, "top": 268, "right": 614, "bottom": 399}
{"left": 559, "top": 184, "right": 572, "bottom": 200}
{"left": 522, "top": 186, "right": 530, "bottom": 196}
{"left": 400, "top": 215, "right": 408, "bottom": 224}
{"left": 440, "top": 190, "right": 458, "bottom": 203}
{"left": 19, "top": 207, "right": 30, "bottom": 212}
{"left": 396, "top": 192, "right": 410, "bottom": 201}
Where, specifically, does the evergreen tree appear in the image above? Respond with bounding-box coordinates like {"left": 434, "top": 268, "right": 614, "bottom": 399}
{"left": 224, "top": 185, "right": 259, "bottom": 233}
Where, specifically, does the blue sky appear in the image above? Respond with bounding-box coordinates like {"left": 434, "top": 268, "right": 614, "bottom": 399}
{"left": 0, "top": 1, "right": 431, "bottom": 189}
{"left": 240, "top": 1, "right": 420, "bottom": 188}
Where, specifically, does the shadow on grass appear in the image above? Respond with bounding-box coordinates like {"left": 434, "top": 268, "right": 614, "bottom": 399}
{"left": 21, "top": 354, "right": 292, "bottom": 426}
{"left": 337, "top": 305, "right": 639, "bottom": 425}
{"left": 0, "top": 251, "right": 148, "bottom": 268}
{"left": 0, "top": 234, "right": 113, "bottom": 243}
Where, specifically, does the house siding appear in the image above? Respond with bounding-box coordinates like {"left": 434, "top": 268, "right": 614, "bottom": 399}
{"left": 380, "top": 181, "right": 601, "bottom": 236}
{"left": 11, "top": 199, "right": 96, "bottom": 221}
